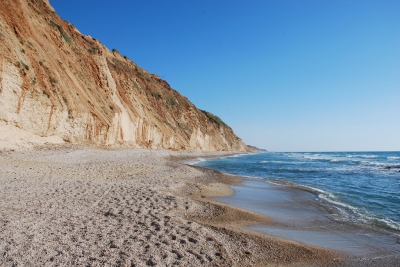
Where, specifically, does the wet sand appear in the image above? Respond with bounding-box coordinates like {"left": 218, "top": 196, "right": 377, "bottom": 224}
{"left": 214, "top": 179, "right": 400, "bottom": 266}
{"left": 0, "top": 146, "right": 342, "bottom": 266}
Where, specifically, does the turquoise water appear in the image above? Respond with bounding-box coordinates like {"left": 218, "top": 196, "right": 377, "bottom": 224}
{"left": 193, "top": 151, "right": 400, "bottom": 233}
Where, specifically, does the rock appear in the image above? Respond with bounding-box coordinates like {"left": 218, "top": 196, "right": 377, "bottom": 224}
{"left": 0, "top": 0, "right": 248, "bottom": 152}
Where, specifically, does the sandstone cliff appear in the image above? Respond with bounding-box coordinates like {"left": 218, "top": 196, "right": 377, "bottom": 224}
{"left": 0, "top": 0, "right": 248, "bottom": 151}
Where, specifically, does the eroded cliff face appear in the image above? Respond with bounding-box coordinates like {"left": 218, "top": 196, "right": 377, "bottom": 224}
{"left": 0, "top": 0, "right": 248, "bottom": 151}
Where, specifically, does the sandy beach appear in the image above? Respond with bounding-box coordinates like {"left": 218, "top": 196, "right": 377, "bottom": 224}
{"left": 0, "top": 145, "right": 347, "bottom": 267}
{"left": 2, "top": 146, "right": 399, "bottom": 266}
{"left": 1, "top": 1, "right": 398, "bottom": 266}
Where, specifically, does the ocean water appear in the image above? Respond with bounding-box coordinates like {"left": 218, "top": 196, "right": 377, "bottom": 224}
{"left": 193, "top": 151, "right": 400, "bottom": 233}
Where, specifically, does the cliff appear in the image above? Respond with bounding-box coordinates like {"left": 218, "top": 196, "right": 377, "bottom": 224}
{"left": 0, "top": 0, "right": 248, "bottom": 151}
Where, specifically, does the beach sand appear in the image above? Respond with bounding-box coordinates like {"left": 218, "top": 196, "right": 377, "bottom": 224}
{"left": 1, "top": 145, "right": 395, "bottom": 266}
{"left": 215, "top": 180, "right": 400, "bottom": 265}
{"left": 0, "top": 145, "right": 341, "bottom": 266}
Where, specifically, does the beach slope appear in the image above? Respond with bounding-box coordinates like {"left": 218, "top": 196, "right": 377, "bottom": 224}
{"left": 0, "top": 146, "right": 340, "bottom": 266}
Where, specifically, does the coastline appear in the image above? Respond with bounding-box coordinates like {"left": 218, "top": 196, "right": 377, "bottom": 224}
{"left": 0, "top": 145, "right": 341, "bottom": 266}
{"left": 190, "top": 159, "right": 400, "bottom": 266}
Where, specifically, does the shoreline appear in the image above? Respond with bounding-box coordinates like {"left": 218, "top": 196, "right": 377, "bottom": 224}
{"left": 188, "top": 161, "right": 400, "bottom": 266}
{"left": 215, "top": 179, "right": 400, "bottom": 254}
{"left": 3, "top": 145, "right": 399, "bottom": 266}
{"left": 0, "top": 145, "right": 343, "bottom": 266}
{"left": 177, "top": 165, "right": 344, "bottom": 266}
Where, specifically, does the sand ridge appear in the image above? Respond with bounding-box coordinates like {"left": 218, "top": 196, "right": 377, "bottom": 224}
{"left": 0, "top": 146, "right": 341, "bottom": 266}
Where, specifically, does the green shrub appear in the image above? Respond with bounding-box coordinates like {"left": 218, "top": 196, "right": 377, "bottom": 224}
{"left": 151, "top": 92, "right": 162, "bottom": 99}
{"left": 201, "top": 110, "right": 228, "bottom": 128}
{"left": 62, "top": 32, "right": 72, "bottom": 43}
{"left": 49, "top": 20, "right": 72, "bottom": 44}
{"left": 110, "top": 58, "right": 134, "bottom": 74}
{"left": 166, "top": 97, "right": 175, "bottom": 106}
{"left": 178, "top": 122, "right": 193, "bottom": 133}
{"left": 177, "top": 98, "right": 189, "bottom": 107}
{"left": 88, "top": 47, "right": 99, "bottom": 55}
{"left": 21, "top": 61, "right": 29, "bottom": 70}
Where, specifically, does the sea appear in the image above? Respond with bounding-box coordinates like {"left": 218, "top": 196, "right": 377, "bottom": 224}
{"left": 193, "top": 151, "right": 400, "bottom": 234}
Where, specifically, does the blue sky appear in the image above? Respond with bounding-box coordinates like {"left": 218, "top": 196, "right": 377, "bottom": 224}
{"left": 51, "top": 0, "right": 400, "bottom": 151}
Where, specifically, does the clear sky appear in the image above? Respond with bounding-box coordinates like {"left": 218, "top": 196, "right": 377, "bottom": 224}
{"left": 50, "top": 0, "right": 400, "bottom": 152}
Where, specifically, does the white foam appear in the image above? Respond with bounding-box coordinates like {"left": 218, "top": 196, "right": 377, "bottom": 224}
{"left": 359, "top": 155, "right": 379, "bottom": 159}
{"left": 185, "top": 157, "right": 207, "bottom": 165}
{"left": 318, "top": 192, "right": 400, "bottom": 231}
{"left": 265, "top": 177, "right": 400, "bottom": 232}
{"left": 361, "top": 161, "right": 386, "bottom": 167}
{"left": 304, "top": 155, "right": 324, "bottom": 160}
{"left": 227, "top": 153, "right": 248, "bottom": 158}
{"left": 194, "top": 151, "right": 400, "bottom": 232}
{"left": 267, "top": 180, "right": 284, "bottom": 186}
{"left": 274, "top": 182, "right": 331, "bottom": 196}
{"left": 260, "top": 160, "right": 302, "bottom": 164}
{"left": 375, "top": 217, "right": 400, "bottom": 231}
{"left": 267, "top": 182, "right": 365, "bottom": 222}
{"left": 318, "top": 193, "right": 359, "bottom": 212}
{"left": 303, "top": 153, "right": 348, "bottom": 162}
{"left": 284, "top": 153, "right": 305, "bottom": 159}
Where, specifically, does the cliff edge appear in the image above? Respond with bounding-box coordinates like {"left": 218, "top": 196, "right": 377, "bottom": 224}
{"left": 0, "top": 0, "right": 248, "bottom": 151}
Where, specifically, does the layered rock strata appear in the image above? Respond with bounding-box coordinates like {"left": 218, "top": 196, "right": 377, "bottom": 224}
{"left": 0, "top": 0, "right": 248, "bottom": 151}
